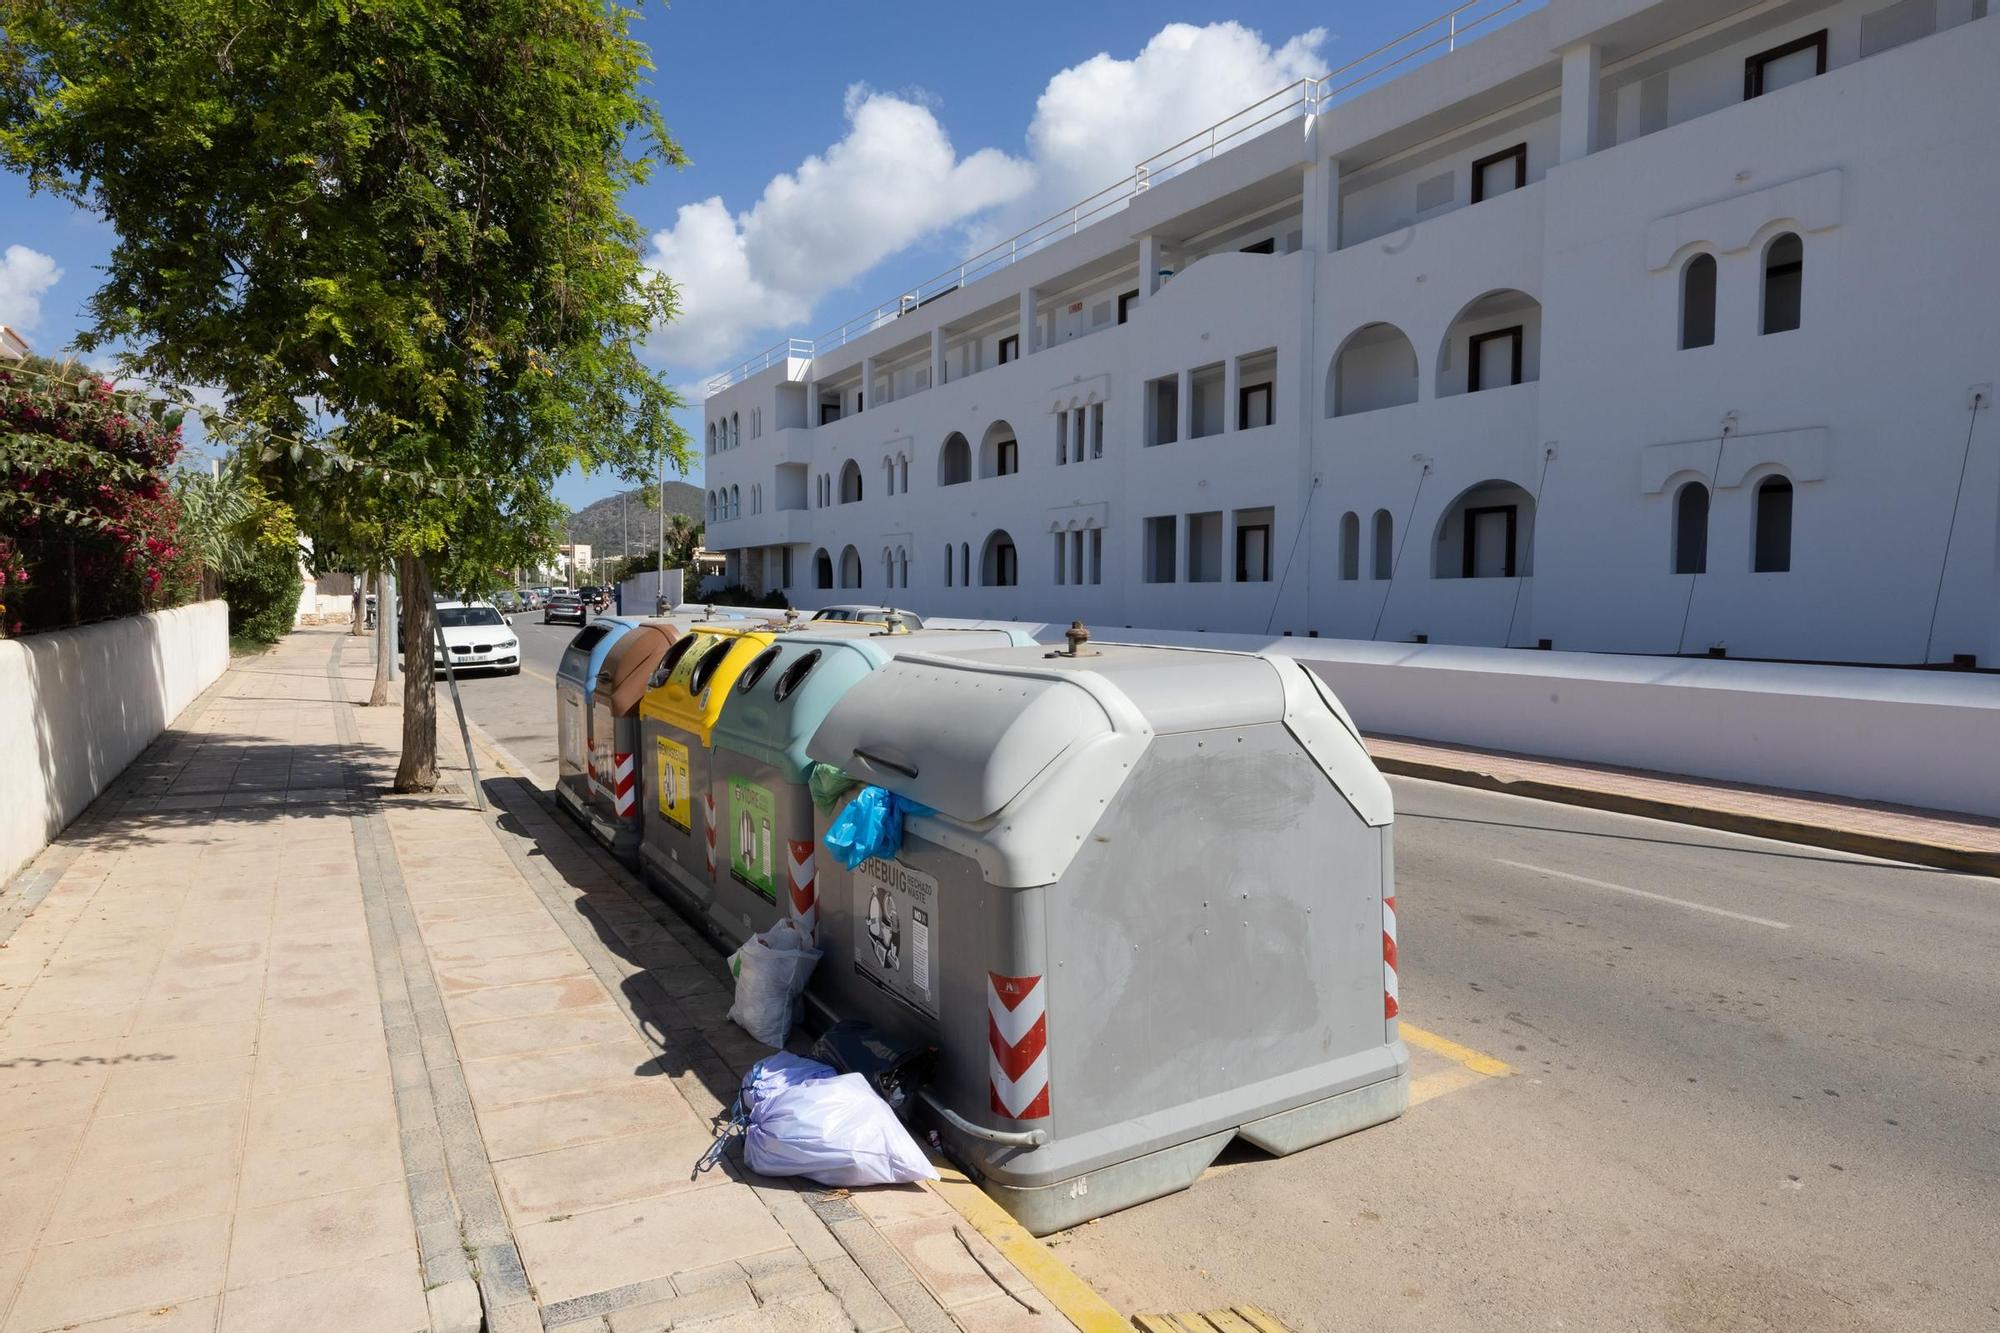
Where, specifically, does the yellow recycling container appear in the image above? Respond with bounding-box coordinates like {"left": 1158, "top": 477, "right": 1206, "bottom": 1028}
{"left": 636, "top": 622, "right": 778, "bottom": 923}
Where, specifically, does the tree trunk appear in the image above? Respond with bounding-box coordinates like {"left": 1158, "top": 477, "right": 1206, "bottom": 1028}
{"left": 394, "top": 553, "right": 438, "bottom": 791}
{"left": 368, "top": 565, "right": 392, "bottom": 707}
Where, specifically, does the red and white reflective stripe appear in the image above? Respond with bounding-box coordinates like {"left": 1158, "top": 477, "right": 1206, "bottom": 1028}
{"left": 786, "top": 840, "right": 817, "bottom": 943}
{"left": 612, "top": 752, "right": 636, "bottom": 818}
{"left": 703, "top": 791, "right": 716, "bottom": 877}
{"left": 987, "top": 972, "right": 1050, "bottom": 1120}
{"left": 1383, "top": 893, "right": 1400, "bottom": 1029}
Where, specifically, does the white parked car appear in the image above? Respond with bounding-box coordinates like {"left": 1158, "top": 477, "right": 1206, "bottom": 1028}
{"left": 425, "top": 601, "right": 521, "bottom": 675}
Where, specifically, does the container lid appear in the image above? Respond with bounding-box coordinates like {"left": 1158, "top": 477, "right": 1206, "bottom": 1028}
{"left": 712, "top": 628, "right": 1035, "bottom": 777}
{"left": 637, "top": 624, "right": 778, "bottom": 744}
{"left": 595, "top": 622, "right": 679, "bottom": 714}
{"left": 556, "top": 618, "right": 635, "bottom": 688}
{"left": 807, "top": 642, "right": 1390, "bottom": 885}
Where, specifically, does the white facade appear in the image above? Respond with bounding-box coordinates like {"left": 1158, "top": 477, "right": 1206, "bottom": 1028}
{"left": 702, "top": 0, "right": 2000, "bottom": 667}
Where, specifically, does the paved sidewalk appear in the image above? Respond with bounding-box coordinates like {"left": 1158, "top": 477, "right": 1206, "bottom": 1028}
{"left": 3, "top": 626, "right": 1077, "bottom": 1333}
{"left": 1368, "top": 734, "right": 2000, "bottom": 875}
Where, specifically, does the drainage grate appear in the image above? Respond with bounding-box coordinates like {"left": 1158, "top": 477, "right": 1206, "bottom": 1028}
{"left": 1133, "top": 1309, "right": 1294, "bottom": 1333}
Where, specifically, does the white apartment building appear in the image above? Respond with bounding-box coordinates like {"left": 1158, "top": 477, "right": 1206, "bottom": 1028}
{"left": 700, "top": 0, "right": 1999, "bottom": 666}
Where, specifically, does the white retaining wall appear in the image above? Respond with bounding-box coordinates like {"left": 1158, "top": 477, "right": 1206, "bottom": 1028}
{"left": 698, "top": 605, "right": 1999, "bottom": 818}
{"left": 0, "top": 601, "right": 231, "bottom": 883}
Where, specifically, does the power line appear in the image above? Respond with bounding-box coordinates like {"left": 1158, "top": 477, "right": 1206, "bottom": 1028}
{"left": 1370, "top": 457, "right": 1431, "bottom": 641}
{"left": 1503, "top": 444, "right": 1555, "bottom": 649}
{"left": 1921, "top": 393, "right": 1985, "bottom": 664}
{"left": 1673, "top": 423, "right": 1732, "bottom": 657}
{"left": 1265, "top": 475, "right": 1321, "bottom": 635}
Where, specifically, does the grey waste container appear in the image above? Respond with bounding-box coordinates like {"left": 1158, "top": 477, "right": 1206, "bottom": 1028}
{"left": 582, "top": 619, "right": 688, "bottom": 862}
{"left": 704, "top": 625, "right": 1036, "bottom": 951}
{"left": 554, "top": 618, "right": 638, "bottom": 827}
{"left": 804, "top": 640, "right": 1404, "bottom": 1234}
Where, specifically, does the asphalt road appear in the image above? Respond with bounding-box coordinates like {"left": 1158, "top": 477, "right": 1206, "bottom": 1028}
{"left": 444, "top": 615, "right": 2000, "bottom": 1333}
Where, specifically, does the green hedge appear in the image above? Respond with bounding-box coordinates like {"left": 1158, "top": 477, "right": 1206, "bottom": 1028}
{"left": 224, "top": 542, "right": 302, "bottom": 646}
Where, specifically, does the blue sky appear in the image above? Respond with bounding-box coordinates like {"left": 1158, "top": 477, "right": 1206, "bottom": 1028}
{"left": 0, "top": 2, "right": 1451, "bottom": 510}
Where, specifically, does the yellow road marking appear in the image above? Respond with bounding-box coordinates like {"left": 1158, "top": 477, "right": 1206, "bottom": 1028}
{"left": 927, "top": 1163, "right": 1128, "bottom": 1332}
{"left": 519, "top": 664, "right": 556, "bottom": 685}
{"left": 1401, "top": 1023, "right": 1514, "bottom": 1078}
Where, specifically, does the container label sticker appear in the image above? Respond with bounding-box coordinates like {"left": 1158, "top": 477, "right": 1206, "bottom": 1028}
{"left": 853, "top": 858, "right": 939, "bottom": 1019}
{"left": 560, "top": 695, "right": 582, "bottom": 770}
{"left": 655, "top": 736, "right": 691, "bottom": 833}
{"left": 728, "top": 778, "right": 777, "bottom": 901}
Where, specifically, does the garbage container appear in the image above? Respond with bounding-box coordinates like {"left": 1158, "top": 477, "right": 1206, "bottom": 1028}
{"left": 635, "top": 622, "right": 779, "bottom": 922}
{"left": 581, "top": 618, "right": 690, "bottom": 862}
{"left": 554, "top": 616, "right": 641, "bottom": 827}
{"left": 705, "top": 625, "right": 1038, "bottom": 951}
{"left": 803, "top": 637, "right": 1403, "bottom": 1234}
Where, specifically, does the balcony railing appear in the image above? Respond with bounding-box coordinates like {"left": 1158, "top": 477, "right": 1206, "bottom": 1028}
{"left": 705, "top": 0, "right": 1536, "bottom": 398}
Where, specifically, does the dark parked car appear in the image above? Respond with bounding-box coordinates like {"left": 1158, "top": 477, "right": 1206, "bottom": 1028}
{"left": 544, "top": 592, "right": 587, "bottom": 626}
{"left": 577, "top": 585, "right": 608, "bottom": 612}
{"left": 492, "top": 589, "right": 524, "bottom": 614}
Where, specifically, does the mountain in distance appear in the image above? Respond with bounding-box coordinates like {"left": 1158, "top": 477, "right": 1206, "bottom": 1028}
{"left": 564, "top": 480, "right": 704, "bottom": 556}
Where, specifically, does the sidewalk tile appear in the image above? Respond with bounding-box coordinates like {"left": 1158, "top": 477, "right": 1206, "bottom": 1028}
{"left": 42, "top": 1152, "right": 237, "bottom": 1244}
{"left": 441, "top": 975, "right": 610, "bottom": 1024}
{"left": 220, "top": 1257, "right": 428, "bottom": 1333}
{"left": 246, "top": 1078, "right": 396, "bottom": 1154}
{"left": 225, "top": 1181, "right": 416, "bottom": 1288}
{"left": 0, "top": 1071, "right": 105, "bottom": 1132}
{"left": 475, "top": 1081, "right": 700, "bottom": 1161}
{"left": 3, "top": 1214, "right": 230, "bottom": 1333}
{"left": 452, "top": 1005, "right": 636, "bottom": 1062}
{"left": 76, "top": 1101, "right": 246, "bottom": 1174}
{"left": 96, "top": 1054, "right": 253, "bottom": 1116}
{"left": 249, "top": 1032, "right": 389, "bottom": 1092}
{"left": 491, "top": 1122, "right": 730, "bottom": 1222}
{"left": 435, "top": 948, "right": 593, "bottom": 994}
{"left": 512, "top": 1186, "right": 790, "bottom": 1307}
{"left": 460, "top": 1039, "right": 665, "bottom": 1108}
{"left": 238, "top": 1128, "right": 405, "bottom": 1208}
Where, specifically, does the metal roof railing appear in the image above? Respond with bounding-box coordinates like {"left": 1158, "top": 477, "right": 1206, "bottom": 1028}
{"left": 704, "top": 0, "right": 1535, "bottom": 398}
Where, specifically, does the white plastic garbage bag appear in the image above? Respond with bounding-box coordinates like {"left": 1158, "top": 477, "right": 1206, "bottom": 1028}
{"left": 727, "top": 919, "right": 822, "bottom": 1047}
{"left": 742, "top": 1053, "right": 835, "bottom": 1113}
{"left": 744, "top": 1072, "right": 940, "bottom": 1187}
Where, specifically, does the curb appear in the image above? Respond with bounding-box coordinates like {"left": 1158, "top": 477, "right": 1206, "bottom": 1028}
{"left": 1373, "top": 756, "right": 2000, "bottom": 878}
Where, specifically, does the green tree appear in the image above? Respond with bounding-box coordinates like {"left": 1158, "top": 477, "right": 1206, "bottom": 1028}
{"left": 2, "top": 0, "right": 689, "bottom": 789}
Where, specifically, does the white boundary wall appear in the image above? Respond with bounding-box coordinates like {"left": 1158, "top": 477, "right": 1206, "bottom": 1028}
{"left": 0, "top": 601, "right": 230, "bottom": 882}
{"left": 701, "top": 605, "right": 1999, "bottom": 818}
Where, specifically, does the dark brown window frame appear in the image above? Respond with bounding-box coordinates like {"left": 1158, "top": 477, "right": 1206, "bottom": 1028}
{"left": 1238, "top": 381, "right": 1275, "bottom": 429}
{"left": 1744, "top": 29, "right": 1827, "bottom": 99}
{"left": 1466, "top": 325, "right": 1525, "bottom": 393}
{"left": 1239, "top": 237, "right": 1276, "bottom": 255}
{"left": 997, "top": 334, "right": 1019, "bottom": 364}
{"left": 996, "top": 437, "right": 1018, "bottom": 476}
{"left": 1469, "top": 143, "right": 1527, "bottom": 203}
{"left": 1116, "top": 290, "right": 1139, "bottom": 324}
{"left": 1461, "top": 504, "right": 1520, "bottom": 579}
{"left": 1236, "top": 522, "right": 1273, "bottom": 583}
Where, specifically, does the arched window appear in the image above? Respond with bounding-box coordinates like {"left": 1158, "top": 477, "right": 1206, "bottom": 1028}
{"left": 1673, "top": 481, "right": 1709, "bottom": 574}
{"left": 730, "top": 412, "right": 740, "bottom": 448}
{"left": 1434, "top": 479, "right": 1537, "bottom": 578}
{"left": 839, "top": 460, "right": 862, "bottom": 504}
{"left": 944, "top": 543, "right": 954, "bottom": 588}
{"left": 959, "top": 542, "right": 971, "bottom": 587}
{"left": 1762, "top": 233, "right": 1802, "bottom": 335}
{"left": 813, "top": 548, "right": 833, "bottom": 589}
{"left": 1753, "top": 476, "right": 1792, "bottom": 572}
{"left": 979, "top": 421, "right": 1019, "bottom": 478}
{"left": 729, "top": 485, "right": 740, "bottom": 519}
{"left": 1680, "top": 254, "right": 1717, "bottom": 350}
{"left": 883, "top": 548, "right": 893, "bottom": 588}
{"left": 897, "top": 456, "right": 908, "bottom": 492}
{"left": 1329, "top": 323, "right": 1420, "bottom": 417}
{"left": 1339, "top": 512, "right": 1360, "bottom": 580}
{"left": 705, "top": 424, "right": 716, "bottom": 455}
{"left": 705, "top": 491, "right": 716, "bottom": 523}
{"left": 1371, "top": 509, "right": 1394, "bottom": 580}
{"left": 883, "top": 458, "right": 896, "bottom": 497}
{"left": 838, "top": 545, "right": 862, "bottom": 589}
{"left": 980, "top": 530, "right": 1018, "bottom": 586}
{"left": 1438, "top": 289, "right": 1541, "bottom": 397}
{"left": 897, "top": 547, "right": 907, "bottom": 589}
{"left": 938, "top": 433, "right": 971, "bottom": 486}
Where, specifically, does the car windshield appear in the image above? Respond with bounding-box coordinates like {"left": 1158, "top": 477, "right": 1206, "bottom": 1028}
{"left": 437, "top": 606, "right": 505, "bottom": 628}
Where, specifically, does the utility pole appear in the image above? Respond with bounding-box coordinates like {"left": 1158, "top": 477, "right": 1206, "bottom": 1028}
{"left": 656, "top": 442, "right": 667, "bottom": 612}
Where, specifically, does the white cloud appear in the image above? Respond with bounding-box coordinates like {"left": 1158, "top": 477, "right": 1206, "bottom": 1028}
{"left": 647, "top": 23, "right": 1328, "bottom": 373}
{"left": 645, "top": 86, "right": 1033, "bottom": 366}
{"left": 1021, "top": 23, "right": 1327, "bottom": 218}
{"left": 0, "top": 244, "right": 63, "bottom": 333}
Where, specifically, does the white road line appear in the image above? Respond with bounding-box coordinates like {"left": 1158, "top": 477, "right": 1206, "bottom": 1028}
{"left": 1494, "top": 859, "right": 1792, "bottom": 929}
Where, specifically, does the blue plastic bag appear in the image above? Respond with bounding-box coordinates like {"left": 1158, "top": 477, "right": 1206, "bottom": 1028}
{"left": 822, "top": 785, "right": 934, "bottom": 870}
